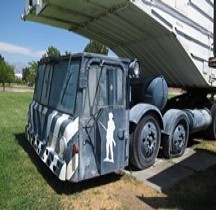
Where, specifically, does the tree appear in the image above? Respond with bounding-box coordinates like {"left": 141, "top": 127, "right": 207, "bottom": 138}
{"left": 6, "top": 64, "right": 15, "bottom": 86}
{"left": 22, "top": 67, "right": 31, "bottom": 83}
{"left": 0, "top": 54, "right": 4, "bottom": 62}
{"left": 0, "top": 56, "right": 15, "bottom": 91}
{"left": 28, "top": 61, "right": 38, "bottom": 72}
{"left": 64, "top": 50, "right": 72, "bottom": 56}
{"left": 43, "top": 46, "right": 61, "bottom": 58}
{"left": 84, "top": 40, "right": 109, "bottom": 55}
{"left": 22, "top": 61, "right": 38, "bottom": 86}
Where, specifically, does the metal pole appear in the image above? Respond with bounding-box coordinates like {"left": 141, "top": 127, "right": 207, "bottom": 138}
{"left": 214, "top": 0, "right": 216, "bottom": 56}
{"left": 213, "top": 0, "right": 216, "bottom": 56}
{"left": 209, "top": 1, "right": 216, "bottom": 67}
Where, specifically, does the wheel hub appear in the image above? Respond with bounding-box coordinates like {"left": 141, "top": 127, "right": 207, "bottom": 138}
{"left": 141, "top": 122, "right": 157, "bottom": 158}
{"left": 172, "top": 124, "right": 186, "bottom": 154}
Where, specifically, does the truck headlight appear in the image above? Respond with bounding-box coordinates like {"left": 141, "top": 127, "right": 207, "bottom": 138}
{"left": 129, "top": 59, "right": 140, "bottom": 78}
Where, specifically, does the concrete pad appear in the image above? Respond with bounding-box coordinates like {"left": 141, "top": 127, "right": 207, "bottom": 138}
{"left": 171, "top": 148, "right": 196, "bottom": 163}
{"left": 131, "top": 159, "right": 193, "bottom": 192}
{"left": 126, "top": 148, "right": 216, "bottom": 192}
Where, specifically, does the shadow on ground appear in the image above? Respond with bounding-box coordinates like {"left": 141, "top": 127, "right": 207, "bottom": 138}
{"left": 136, "top": 138, "right": 216, "bottom": 209}
{"left": 137, "top": 163, "right": 216, "bottom": 209}
{"left": 15, "top": 133, "right": 122, "bottom": 195}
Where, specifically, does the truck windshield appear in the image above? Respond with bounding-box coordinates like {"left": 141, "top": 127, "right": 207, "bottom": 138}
{"left": 34, "top": 59, "right": 80, "bottom": 115}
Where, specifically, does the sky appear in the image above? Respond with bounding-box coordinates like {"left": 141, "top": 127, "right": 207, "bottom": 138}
{"left": 0, "top": 0, "right": 89, "bottom": 71}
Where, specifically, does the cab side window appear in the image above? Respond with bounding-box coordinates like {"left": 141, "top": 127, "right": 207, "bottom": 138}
{"left": 33, "top": 64, "right": 45, "bottom": 102}
{"left": 40, "top": 64, "right": 54, "bottom": 106}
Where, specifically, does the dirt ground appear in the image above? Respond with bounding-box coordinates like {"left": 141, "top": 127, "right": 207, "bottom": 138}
{"left": 57, "top": 172, "right": 166, "bottom": 210}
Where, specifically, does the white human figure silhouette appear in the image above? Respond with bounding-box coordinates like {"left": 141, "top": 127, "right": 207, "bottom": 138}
{"left": 100, "top": 112, "right": 116, "bottom": 162}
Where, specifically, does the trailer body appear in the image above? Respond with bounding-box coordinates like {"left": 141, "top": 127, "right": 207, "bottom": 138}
{"left": 23, "top": 0, "right": 215, "bottom": 88}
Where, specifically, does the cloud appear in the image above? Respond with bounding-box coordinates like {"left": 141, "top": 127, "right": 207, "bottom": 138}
{"left": 0, "top": 42, "right": 45, "bottom": 58}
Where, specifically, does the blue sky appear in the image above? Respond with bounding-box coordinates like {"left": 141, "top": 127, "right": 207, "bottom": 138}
{"left": 0, "top": 0, "right": 89, "bottom": 68}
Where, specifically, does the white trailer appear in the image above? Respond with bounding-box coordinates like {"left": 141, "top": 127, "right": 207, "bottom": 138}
{"left": 22, "top": 0, "right": 215, "bottom": 88}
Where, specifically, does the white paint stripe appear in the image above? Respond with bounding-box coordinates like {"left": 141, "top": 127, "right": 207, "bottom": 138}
{"left": 38, "top": 104, "right": 42, "bottom": 112}
{"left": 66, "top": 153, "right": 79, "bottom": 180}
{"left": 34, "top": 134, "right": 39, "bottom": 152}
{"left": 46, "top": 110, "right": 58, "bottom": 139}
{"left": 74, "top": 153, "right": 79, "bottom": 170}
{"left": 63, "top": 117, "right": 79, "bottom": 142}
{"left": 49, "top": 154, "right": 58, "bottom": 171}
{"left": 42, "top": 107, "right": 48, "bottom": 115}
{"left": 37, "top": 141, "right": 43, "bottom": 154}
{"left": 66, "top": 159, "right": 74, "bottom": 180}
{"left": 50, "top": 114, "right": 70, "bottom": 150}
{"left": 42, "top": 148, "right": 50, "bottom": 163}
{"left": 33, "top": 101, "right": 38, "bottom": 110}
{"left": 59, "top": 163, "right": 67, "bottom": 181}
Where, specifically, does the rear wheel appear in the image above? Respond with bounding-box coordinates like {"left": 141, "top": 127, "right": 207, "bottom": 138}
{"left": 130, "top": 114, "right": 161, "bottom": 170}
{"left": 162, "top": 111, "right": 189, "bottom": 158}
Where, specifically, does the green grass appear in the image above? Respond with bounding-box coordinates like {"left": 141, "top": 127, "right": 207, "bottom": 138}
{"left": 0, "top": 92, "right": 32, "bottom": 127}
{"left": 0, "top": 92, "right": 59, "bottom": 209}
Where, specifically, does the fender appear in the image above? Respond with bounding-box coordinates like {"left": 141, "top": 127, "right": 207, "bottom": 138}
{"left": 163, "top": 109, "right": 189, "bottom": 135}
{"left": 129, "top": 103, "right": 164, "bottom": 129}
{"left": 162, "top": 109, "right": 190, "bottom": 146}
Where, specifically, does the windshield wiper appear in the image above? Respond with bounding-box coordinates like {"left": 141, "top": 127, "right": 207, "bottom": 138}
{"left": 60, "top": 55, "right": 73, "bottom": 104}
{"left": 90, "top": 67, "right": 104, "bottom": 114}
{"left": 61, "top": 72, "right": 72, "bottom": 104}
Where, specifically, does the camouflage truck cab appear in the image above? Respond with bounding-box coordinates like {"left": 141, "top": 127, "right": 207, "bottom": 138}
{"left": 25, "top": 53, "right": 130, "bottom": 182}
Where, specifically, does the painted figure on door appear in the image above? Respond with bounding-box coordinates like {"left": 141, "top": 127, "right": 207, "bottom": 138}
{"left": 100, "top": 112, "right": 116, "bottom": 162}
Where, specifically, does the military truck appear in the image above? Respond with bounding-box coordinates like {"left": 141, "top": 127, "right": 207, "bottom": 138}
{"left": 23, "top": 0, "right": 216, "bottom": 182}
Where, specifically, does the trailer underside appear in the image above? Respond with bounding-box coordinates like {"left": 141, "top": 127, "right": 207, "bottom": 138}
{"left": 23, "top": 0, "right": 216, "bottom": 88}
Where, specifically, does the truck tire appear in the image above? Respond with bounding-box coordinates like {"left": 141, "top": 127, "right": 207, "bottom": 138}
{"left": 130, "top": 114, "right": 161, "bottom": 170}
{"left": 205, "top": 104, "right": 216, "bottom": 140}
{"left": 162, "top": 111, "right": 189, "bottom": 158}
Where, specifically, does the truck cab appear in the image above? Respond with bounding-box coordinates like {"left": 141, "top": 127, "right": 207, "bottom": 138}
{"left": 26, "top": 53, "right": 132, "bottom": 182}
{"left": 26, "top": 52, "right": 215, "bottom": 182}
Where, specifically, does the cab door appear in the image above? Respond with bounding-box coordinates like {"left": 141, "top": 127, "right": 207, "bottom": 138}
{"left": 81, "top": 60, "right": 129, "bottom": 177}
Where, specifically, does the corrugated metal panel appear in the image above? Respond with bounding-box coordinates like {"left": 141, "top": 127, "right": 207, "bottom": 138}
{"left": 23, "top": 0, "right": 216, "bottom": 88}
